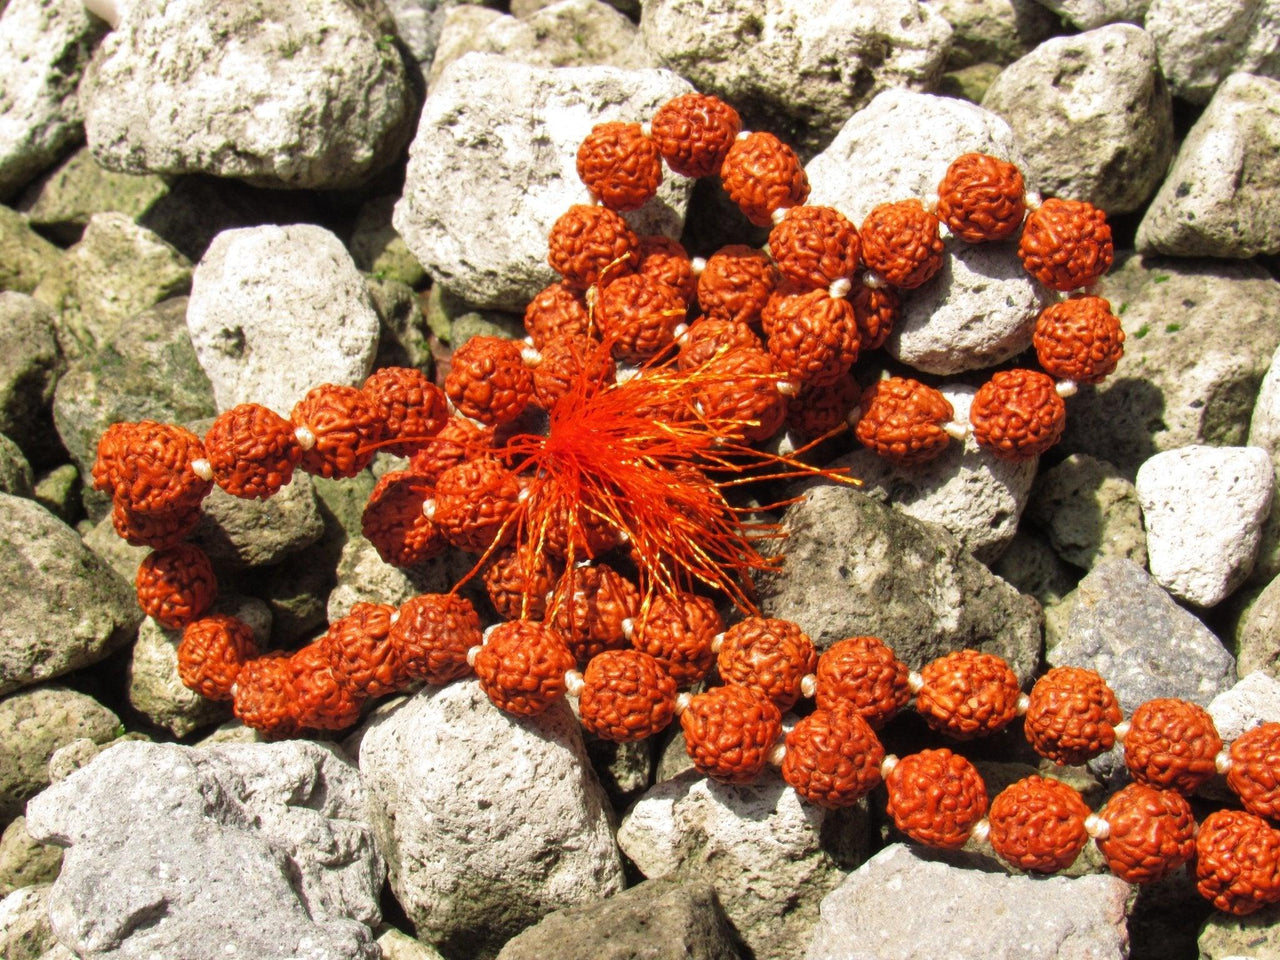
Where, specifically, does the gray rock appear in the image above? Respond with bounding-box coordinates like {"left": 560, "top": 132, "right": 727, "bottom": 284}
{"left": 1058, "top": 255, "right": 1280, "bottom": 477}
{"left": 982, "top": 24, "right": 1173, "bottom": 214}
{"left": 1207, "top": 671, "right": 1280, "bottom": 743}
{"left": 357, "top": 681, "right": 624, "bottom": 959}
{"left": 1032, "top": 0, "right": 1148, "bottom": 29}
{"left": 0, "top": 434, "right": 33, "bottom": 498}
{"left": 190, "top": 470, "right": 325, "bottom": 569}
{"left": 0, "top": 494, "right": 140, "bottom": 695}
{"left": 923, "top": 0, "right": 1057, "bottom": 70}
{"left": 805, "top": 844, "right": 1130, "bottom": 960}
{"left": 0, "top": 884, "right": 56, "bottom": 960}
{"left": 0, "top": 0, "right": 106, "bottom": 200}
{"left": 0, "top": 205, "right": 61, "bottom": 294}
{"left": 1144, "top": 0, "right": 1280, "bottom": 105}
{"left": 0, "top": 817, "right": 62, "bottom": 897}
{"left": 351, "top": 195, "right": 427, "bottom": 288}
{"left": 25, "top": 739, "right": 384, "bottom": 960}
{"left": 80, "top": 0, "right": 415, "bottom": 190}
{"left": 396, "top": 54, "right": 693, "bottom": 311}
{"left": 1027, "top": 453, "right": 1147, "bottom": 571}
{"left": 757, "top": 485, "right": 1043, "bottom": 683}
{"left": 0, "top": 281, "right": 63, "bottom": 460}
{"left": 1047, "top": 558, "right": 1236, "bottom": 711}
{"left": 1137, "top": 73, "right": 1280, "bottom": 258}
{"left": 0, "top": 685, "right": 119, "bottom": 823}
{"left": 989, "top": 529, "right": 1079, "bottom": 609}
{"left": 1237, "top": 571, "right": 1280, "bottom": 678}
{"left": 1248, "top": 345, "right": 1280, "bottom": 583}
{"left": 1198, "top": 901, "right": 1280, "bottom": 960}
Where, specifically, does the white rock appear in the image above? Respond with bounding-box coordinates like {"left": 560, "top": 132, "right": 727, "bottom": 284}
{"left": 1135, "top": 445, "right": 1274, "bottom": 606}
{"left": 1032, "top": 0, "right": 1148, "bottom": 29}
{"left": 1144, "top": 0, "right": 1280, "bottom": 104}
{"left": 187, "top": 224, "right": 381, "bottom": 415}
{"left": 1208, "top": 672, "right": 1280, "bottom": 742}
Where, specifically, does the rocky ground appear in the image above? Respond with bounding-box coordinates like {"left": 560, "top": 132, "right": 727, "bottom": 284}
{"left": 1, "top": 0, "right": 1280, "bottom": 958}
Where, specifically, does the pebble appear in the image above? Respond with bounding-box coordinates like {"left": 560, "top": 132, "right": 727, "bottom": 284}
{"left": 1026, "top": 453, "right": 1147, "bottom": 571}
{"left": 1144, "top": 0, "right": 1280, "bottom": 104}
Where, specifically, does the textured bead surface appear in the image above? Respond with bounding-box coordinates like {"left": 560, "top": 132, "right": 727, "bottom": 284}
{"left": 969, "top": 369, "right": 1065, "bottom": 461}
{"left": 935, "top": 153, "right": 1027, "bottom": 243}
{"left": 203, "top": 403, "right": 301, "bottom": 500}
{"left": 1095, "top": 783, "right": 1196, "bottom": 885}
{"left": 595, "top": 272, "right": 687, "bottom": 363}
{"left": 650, "top": 92, "right": 741, "bottom": 179}
{"left": 231, "top": 654, "right": 298, "bottom": 739}
{"left": 547, "top": 204, "right": 637, "bottom": 290}
{"left": 431, "top": 457, "right": 522, "bottom": 553}
{"left": 696, "top": 347, "right": 788, "bottom": 443}
{"left": 849, "top": 282, "right": 899, "bottom": 351}
{"left": 681, "top": 683, "right": 783, "bottom": 784}
{"left": 855, "top": 377, "right": 955, "bottom": 466}
{"left": 720, "top": 132, "right": 810, "bottom": 227}
{"left": 288, "top": 641, "right": 365, "bottom": 731}
{"left": 696, "top": 244, "right": 780, "bottom": 327}
{"left": 1124, "top": 697, "right": 1223, "bottom": 794}
{"left": 363, "top": 366, "right": 449, "bottom": 456}
{"left": 291, "top": 384, "right": 384, "bottom": 479}
{"left": 1227, "top": 722, "right": 1280, "bottom": 819}
{"left": 445, "top": 335, "right": 534, "bottom": 426}
{"left": 473, "top": 619, "right": 576, "bottom": 716}
{"left": 768, "top": 206, "right": 861, "bottom": 289}
{"left": 177, "top": 614, "right": 259, "bottom": 701}
{"left": 860, "top": 200, "right": 945, "bottom": 289}
{"left": 321, "top": 602, "right": 407, "bottom": 699}
{"left": 814, "top": 635, "right": 911, "bottom": 728}
{"left": 884, "top": 748, "right": 988, "bottom": 849}
{"left": 388, "top": 593, "right": 482, "bottom": 685}
{"left": 762, "top": 287, "right": 859, "bottom": 387}
{"left": 548, "top": 563, "right": 641, "bottom": 666}
{"left": 1024, "top": 665, "right": 1122, "bottom": 766}
{"left": 1033, "top": 296, "right": 1126, "bottom": 384}
{"left": 916, "top": 649, "right": 1022, "bottom": 739}
{"left": 524, "top": 281, "right": 593, "bottom": 349}
{"left": 111, "top": 500, "right": 202, "bottom": 550}
{"left": 1195, "top": 809, "right": 1280, "bottom": 915}
{"left": 782, "top": 706, "right": 884, "bottom": 808}
{"left": 135, "top": 543, "right": 217, "bottom": 630}
{"left": 635, "top": 234, "right": 696, "bottom": 301}
{"left": 1018, "top": 198, "right": 1114, "bottom": 291}
{"left": 629, "top": 591, "right": 723, "bottom": 685}
{"left": 717, "top": 616, "right": 818, "bottom": 711}
{"left": 93, "top": 420, "right": 213, "bottom": 515}
{"left": 578, "top": 648, "right": 678, "bottom": 742}
{"left": 576, "top": 121, "right": 663, "bottom": 211}
{"left": 987, "top": 776, "right": 1090, "bottom": 873}
{"left": 361, "top": 470, "right": 441, "bottom": 567}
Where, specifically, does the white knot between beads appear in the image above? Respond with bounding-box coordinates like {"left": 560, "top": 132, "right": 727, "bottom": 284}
{"left": 1085, "top": 813, "right": 1111, "bottom": 840}
{"left": 293, "top": 425, "right": 316, "bottom": 451}
{"left": 191, "top": 458, "right": 213, "bottom": 482}
{"left": 1055, "top": 380, "right": 1079, "bottom": 398}
{"left": 1215, "top": 748, "right": 1233, "bottom": 775}
{"left": 828, "top": 277, "right": 853, "bottom": 300}
{"left": 565, "top": 670, "right": 584, "bottom": 697}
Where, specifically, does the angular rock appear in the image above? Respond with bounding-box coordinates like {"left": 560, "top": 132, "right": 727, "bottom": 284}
{"left": 0, "top": 817, "right": 62, "bottom": 897}
{"left": 925, "top": 0, "right": 1057, "bottom": 69}
{"left": 982, "top": 24, "right": 1173, "bottom": 213}
{"left": 1207, "top": 671, "right": 1280, "bottom": 743}
{"left": 187, "top": 224, "right": 381, "bottom": 415}
{"left": 1137, "top": 73, "right": 1280, "bottom": 258}
{"left": 1032, "top": 0, "right": 1148, "bottom": 28}
{"left": 0, "top": 434, "right": 33, "bottom": 498}
{"left": 1237, "top": 571, "right": 1280, "bottom": 678}
{"left": 80, "top": 0, "right": 415, "bottom": 190}
{"left": 1135, "top": 445, "right": 1273, "bottom": 607}
{"left": 357, "top": 681, "right": 624, "bottom": 959}
{"left": 757, "top": 485, "right": 1042, "bottom": 683}
{"left": 25, "top": 740, "right": 384, "bottom": 960}
{"left": 0, "top": 884, "right": 56, "bottom": 960}
{"left": 190, "top": 470, "right": 324, "bottom": 569}
{"left": 0, "top": 205, "right": 61, "bottom": 294}
{"left": 1144, "top": 0, "right": 1280, "bottom": 105}
{"left": 1026, "top": 453, "right": 1147, "bottom": 571}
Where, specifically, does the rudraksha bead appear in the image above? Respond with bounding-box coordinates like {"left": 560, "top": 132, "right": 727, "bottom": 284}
{"left": 482, "top": 543, "right": 556, "bottom": 621}
{"left": 1227, "top": 722, "right": 1280, "bottom": 819}
{"left": 388, "top": 593, "right": 482, "bottom": 685}
{"left": 696, "top": 347, "right": 789, "bottom": 443}
{"left": 681, "top": 683, "right": 782, "bottom": 784}
{"left": 291, "top": 384, "right": 383, "bottom": 479}
{"left": 321, "top": 601, "right": 407, "bottom": 699}
{"left": 473, "top": 619, "right": 577, "bottom": 716}
{"left": 915, "top": 649, "right": 1022, "bottom": 740}
{"left": 987, "top": 776, "right": 1090, "bottom": 873}
{"left": 547, "top": 204, "right": 637, "bottom": 290}
{"left": 93, "top": 420, "right": 213, "bottom": 515}
{"left": 429, "top": 457, "right": 522, "bottom": 553}
{"left": 576, "top": 121, "right": 663, "bottom": 211}
{"left": 716, "top": 616, "right": 817, "bottom": 711}
{"left": 849, "top": 282, "right": 899, "bottom": 351}
{"left": 594, "top": 272, "right": 687, "bottom": 363}
{"left": 407, "top": 416, "right": 494, "bottom": 484}
{"left": 1032, "top": 296, "right": 1125, "bottom": 384}
{"left": 785, "top": 374, "right": 860, "bottom": 442}
{"left": 677, "top": 317, "right": 763, "bottom": 371}
{"left": 761, "top": 287, "right": 859, "bottom": 387}
{"left": 231, "top": 653, "right": 298, "bottom": 739}
{"left": 1123, "top": 698, "right": 1222, "bottom": 795}
{"left": 548, "top": 563, "right": 641, "bottom": 665}
{"left": 934, "top": 153, "right": 1027, "bottom": 243}
{"left": 177, "top": 613, "right": 259, "bottom": 701}
{"left": 111, "top": 500, "right": 202, "bottom": 549}
{"left": 1095, "top": 783, "right": 1196, "bottom": 885}
{"left": 1195, "top": 809, "right": 1280, "bottom": 915}
{"left": 782, "top": 706, "right": 885, "bottom": 808}
{"left": 884, "top": 748, "right": 988, "bottom": 849}
{"left": 1018, "top": 198, "right": 1114, "bottom": 291}
{"left": 203, "top": 403, "right": 301, "bottom": 500}
{"left": 650, "top": 93, "right": 741, "bottom": 178}
{"left": 288, "top": 641, "right": 365, "bottom": 731}
{"left": 578, "top": 648, "right": 678, "bottom": 742}
{"left": 523, "top": 281, "right": 593, "bottom": 349}
{"left": 362, "top": 366, "right": 449, "bottom": 455}
{"left": 635, "top": 234, "right": 696, "bottom": 301}
{"left": 860, "top": 200, "right": 945, "bottom": 289}
{"left": 720, "top": 132, "right": 810, "bottom": 227}
{"left": 135, "top": 543, "right": 217, "bottom": 629}
{"left": 814, "top": 635, "right": 911, "bottom": 729}
{"left": 629, "top": 591, "right": 723, "bottom": 685}
{"left": 767, "top": 206, "right": 862, "bottom": 290}
{"left": 1023, "top": 665, "right": 1122, "bottom": 766}
{"left": 854, "top": 377, "right": 955, "bottom": 466}
{"left": 696, "top": 244, "right": 780, "bottom": 327}
{"left": 969, "top": 369, "right": 1065, "bottom": 461}
{"left": 444, "top": 335, "right": 535, "bottom": 426}
{"left": 361, "top": 470, "right": 442, "bottom": 567}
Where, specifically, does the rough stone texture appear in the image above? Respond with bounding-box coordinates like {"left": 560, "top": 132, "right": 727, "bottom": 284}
{"left": 805, "top": 844, "right": 1130, "bottom": 960}
{"left": 190, "top": 469, "right": 325, "bottom": 569}
{"left": 350, "top": 195, "right": 427, "bottom": 288}
{"left": 1208, "top": 671, "right": 1280, "bottom": 743}
{"left": 0, "top": 685, "right": 119, "bottom": 824}
{"left": 1058, "top": 254, "right": 1280, "bottom": 477}
{"left": 0, "top": 433, "right": 33, "bottom": 498}
{"left": 1026, "top": 453, "right": 1147, "bottom": 571}
{"left": 1144, "top": 0, "right": 1280, "bottom": 105}
{"left": 357, "top": 681, "right": 624, "bottom": 959}
{"left": 1237, "top": 571, "right": 1280, "bottom": 679}
{"left": 0, "top": 206, "right": 61, "bottom": 294}
{"left": 619, "top": 771, "right": 867, "bottom": 960}
{"left": 0, "top": 884, "right": 56, "bottom": 960}
{"left": 1136, "top": 73, "right": 1280, "bottom": 258}
{"left": 1047, "top": 558, "right": 1236, "bottom": 712}
{"left": 757, "top": 485, "right": 1042, "bottom": 682}
{"left": 187, "top": 224, "right": 381, "bottom": 415}
{"left": 0, "top": 817, "right": 62, "bottom": 897}
{"left": 0, "top": 494, "right": 140, "bottom": 695}
{"left": 982, "top": 24, "right": 1173, "bottom": 214}
{"left": 990, "top": 529, "right": 1080, "bottom": 609}
{"left": 80, "top": 0, "right": 415, "bottom": 190}
{"left": 1033, "top": 0, "right": 1148, "bottom": 28}
{"left": 923, "top": 0, "right": 1057, "bottom": 69}
{"left": 807, "top": 89, "right": 1049, "bottom": 374}
{"left": 0, "top": 0, "right": 105, "bottom": 200}
{"left": 1249, "top": 346, "right": 1280, "bottom": 583}
{"left": 1198, "top": 901, "right": 1280, "bottom": 960}
{"left": 25, "top": 740, "right": 384, "bottom": 960}
{"left": 1135, "top": 445, "right": 1273, "bottom": 607}
{"left": 395, "top": 55, "right": 694, "bottom": 311}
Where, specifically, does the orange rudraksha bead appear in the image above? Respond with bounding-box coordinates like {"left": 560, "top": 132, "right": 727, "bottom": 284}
{"left": 388, "top": 593, "right": 482, "bottom": 685}
{"left": 916, "top": 649, "right": 1022, "bottom": 740}
{"left": 815, "top": 635, "right": 911, "bottom": 729}
{"left": 1124, "top": 698, "right": 1222, "bottom": 795}
{"left": 135, "top": 543, "right": 217, "bottom": 629}
{"left": 885, "top": 748, "right": 988, "bottom": 849}
{"left": 549, "top": 563, "right": 641, "bottom": 666}
{"left": 531, "top": 333, "right": 617, "bottom": 411}
{"left": 855, "top": 377, "right": 955, "bottom": 466}
{"left": 720, "top": 131, "right": 810, "bottom": 227}
{"left": 1195, "top": 809, "right": 1280, "bottom": 915}
{"left": 473, "top": 619, "right": 576, "bottom": 716}
{"left": 1227, "top": 722, "right": 1280, "bottom": 819}
{"left": 630, "top": 591, "right": 723, "bottom": 686}
{"left": 444, "top": 335, "right": 534, "bottom": 426}
{"left": 524, "top": 281, "right": 593, "bottom": 349}
{"left": 768, "top": 206, "right": 862, "bottom": 290}
{"left": 1018, "top": 197, "right": 1114, "bottom": 291}
{"left": 407, "top": 416, "right": 494, "bottom": 484}
{"left": 697, "top": 347, "right": 789, "bottom": 443}
{"left": 988, "top": 776, "right": 1090, "bottom": 873}
{"left": 321, "top": 601, "right": 408, "bottom": 698}
{"left": 677, "top": 317, "right": 762, "bottom": 372}
{"left": 969, "top": 368, "right": 1065, "bottom": 461}
{"left": 782, "top": 705, "right": 885, "bottom": 808}
{"left": 849, "top": 281, "right": 899, "bottom": 351}
{"left": 650, "top": 92, "right": 741, "bottom": 179}
{"left": 1033, "top": 296, "right": 1125, "bottom": 385}
{"left": 860, "top": 200, "right": 945, "bottom": 289}
{"left": 1024, "top": 665, "right": 1122, "bottom": 766}
{"left": 363, "top": 367, "right": 448, "bottom": 456}
{"left": 934, "top": 153, "right": 1027, "bottom": 244}
{"left": 717, "top": 616, "right": 818, "bottom": 711}
{"left": 577, "top": 121, "right": 663, "bottom": 211}
{"left": 288, "top": 641, "right": 365, "bottom": 731}
{"left": 761, "top": 286, "right": 859, "bottom": 387}
{"left": 111, "top": 500, "right": 201, "bottom": 549}
{"left": 482, "top": 543, "right": 557, "bottom": 621}
{"left": 786, "top": 374, "right": 860, "bottom": 442}
{"left": 594, "top": 272, "right": 687, "bottom": 363}
{"left": 547, "top": 204, "right": 638, "bottom": 290}
{"left": 203, "top": 403, "right": 301, "bottom": 500}
{"left": 93, "top": 420, "right": 213, "bottom": 515}
{"left": 1095, "top": 783, "right": 1196, "bottom": 884}
{"left": 696, "top": 244, "right": 780, "bottom": 327}
{"left": 291, "top": 384, "right": 383, "bottom": 479}
{"left": 428, "top": 456, "right": 522, "bottom": 553}
{"left": 578, "top": 648, "right": 678, "bottom": 742}
{"left": 177, "top": 613, "right": 259, "bottom": 701}
{"left": 635, "top": 234, "right": 696, "bottom": 301}
{"left": 681, "top": 683, "right": 782, "bottom": 784}
{"left": 361, "top": 470, "right": 442, "bottom": 567}
{"left": 232, "top": 653, "right": 299, "bottom": 739}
